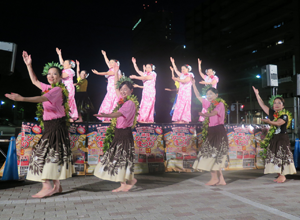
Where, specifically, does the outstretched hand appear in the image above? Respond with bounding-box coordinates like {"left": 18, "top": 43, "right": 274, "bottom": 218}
{"left": 198, "top": 112, "right": 206, "bottom": 116}
{"left": 56, "top": 47, "right": 61, "bottom": 55}
{"left": 252, "top": 86, "right": 259, "bottom": 95}
{"left": 76, "top": 60, "right": 80, "bottom": 66}
{"left": 143, "top": 65, "right": 146, "bottom": 72}
{"left": 5, "top": 93, "right": 23, "bottom": 102}
{"left": 261, "top": 118, "right": 270, "bottom": 123}
{"left": 198, "top": 58, "right": 202, "bottom": 65}
{"left": 133, "top": 84, "right": 139, "bottom": 88}
{"left": 91, "top": 69, "right": 98, "bottom": 74}
{"left": 101, "top": 50, "right": 106, "bottom": 56}
{"left": 132, "top": 57, "right": 136, "bottom": 63}
{"left": 172, "top": 77, "right": 178, "bottom": 82}
{"left": 129, "top": 75, "right": 136, "bottom": 79}
{"left": 170, "top": 57, "right": 174, "bottom": 63}
{"left": 199, "top": 81, "right": 206, "bottom": 84}
{"left": 22, "top": 51, "right": 32, "bottom": 66}
{"left": 170, "top": 66, "right": 174, "bottom": 72}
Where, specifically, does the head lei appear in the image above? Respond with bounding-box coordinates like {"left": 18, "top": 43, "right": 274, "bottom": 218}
{"left": 205, "top": 69, "right": 216, "bottom": 75}
{"left": 116, "top": 76, "right": 134, "bottom": 89}
{"left": 268, "top": 95, "right": 283, "bottom": 107}
{"left": 42, "top": 62, "right": 63, "bottom": 76}
{"left": 185, "top": 64, "right": 192, "bottom": 72}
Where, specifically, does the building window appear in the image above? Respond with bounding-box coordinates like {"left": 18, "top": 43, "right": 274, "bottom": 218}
{"left": 276, "top": 40, "right": 284, "bottom": 45}
{"left": 252, "top": 50, "right": 257, "bottom": 53}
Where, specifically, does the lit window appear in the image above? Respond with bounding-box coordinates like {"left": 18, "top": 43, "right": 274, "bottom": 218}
{"left": 183, "top": 45, "right": 186, "bottom": 49}
{"left": 252, "top": 50, "right": 257, "bottom": 53}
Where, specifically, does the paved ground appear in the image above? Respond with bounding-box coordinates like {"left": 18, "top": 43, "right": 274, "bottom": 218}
{"left": 1, "top": 169, "right": 300, "bottom": 220}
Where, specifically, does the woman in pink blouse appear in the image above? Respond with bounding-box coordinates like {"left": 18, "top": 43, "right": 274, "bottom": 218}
{"left": 93, "top": 68, "right": 137, "bottom": 192}
{"left": 5, "top": 51, "right": 73, "bottom": 198}
{"left": 130, "top": 57, "right": 156, "bottom": 123}
{"left": 191, "top": 80, "right": 228, "bottom": 186}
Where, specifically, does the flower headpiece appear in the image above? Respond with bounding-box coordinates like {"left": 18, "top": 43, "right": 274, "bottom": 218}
{"left": 151, "top": 64, "right": 156, "bottom": 70}
{"left": 42, "top": 62, "right": 63, "bottom": 76}
{"left": 268, "top": 95, "right": 283, "bottom": 107}
{"left": 184, "top": 64, "right": 192, "bottom": 72}
{"left": 70, "top": 60, "right": 76, "bottom": 69}
{"left": 116, "top": 76, "right": 134, "bottom": 89}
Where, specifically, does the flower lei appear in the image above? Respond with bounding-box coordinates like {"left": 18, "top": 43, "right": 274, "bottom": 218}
{"left": 259, "top": 109, "right": 292, "bottom": 158}
{"left": 103, "top": 95, "right": 140, "bottom": 153}
{"left": 202, "top": 98, "right": 228, "bottom": 142}
{"left": 36, "top": 82, "right": 70, "bottom": 129}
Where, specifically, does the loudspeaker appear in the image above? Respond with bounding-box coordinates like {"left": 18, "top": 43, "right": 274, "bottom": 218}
{"left": 261, "top": 64, "right": 278, "bottom": 88}
{"left": 293, "top": 74, "right": 300, "bottom": 96}
{"left": 0, "top": 41, "right": 17, "bottom": 75}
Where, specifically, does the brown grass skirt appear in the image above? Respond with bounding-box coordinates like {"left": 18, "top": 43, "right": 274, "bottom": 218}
{"left": 94, "top": 127, "right": 135, "bottom": 182}
{"left": 193, "top": 124, "right": 229, "bottom": 171}
{"left": 26, "top": 117, "right": 74, "bottom": 182}
{"left": 264, "top": 133, "right": 296, "bottom": 175}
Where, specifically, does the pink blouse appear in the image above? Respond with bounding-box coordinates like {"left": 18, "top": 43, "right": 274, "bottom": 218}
{"left": 202, "top": 99, "right": 225, "bottom": 127}
{"left": 116, "top": 99, "right": 136, "bottom": 129}
{"left": 41, "top": 83, "right": 65, "bottom": 121}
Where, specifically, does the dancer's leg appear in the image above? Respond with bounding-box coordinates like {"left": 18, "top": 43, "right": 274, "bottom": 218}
{"left": 46, "top": 180, "right": 63, "bottom": 197}
{"left": 217, "top": 168, "right": 226, "bottom": 185}
{"left": 31, "top": 180, "right": 53, "bottom": 198}
{"left": 205, "top": 171, "right": 219, "bottom": 186}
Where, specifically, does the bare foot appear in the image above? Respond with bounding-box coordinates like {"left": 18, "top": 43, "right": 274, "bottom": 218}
{"left": 275, "top": 175, "right": 286, "bottom": 183}
{"left": 47, "top": 185, "right": 63, "bottom": 197}
{"left": 31, "top": 188, "right": 53, "bottom": 198}
{"left": 216, "top": 181, "right": 226, "bottom": 186}
{"left": 123, "top": 178, "right": 137, "bottom": 192}
{"left": 205, "top": 180, "right": 219, "bottom": 186}
{"left": 112, "top": 185, "right": 126, "bottom": 192}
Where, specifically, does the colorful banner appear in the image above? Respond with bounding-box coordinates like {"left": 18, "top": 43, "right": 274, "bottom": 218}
{"left": 133, "top": 124, "right": 164, "bottom": 173}
{"left": 164, "top": 124, "right": 200, "bottom": 172}
{"left": 86, "top": 123, "right": 110, "bottom": 174}
{"left": 17, "top": 122, "right": 43, "bottom": 176}
{"left": 226, "top": 125, "right": 256, "bottom": 169}
{"left": 69, "top": 123, "right": 87, "bottom": 175}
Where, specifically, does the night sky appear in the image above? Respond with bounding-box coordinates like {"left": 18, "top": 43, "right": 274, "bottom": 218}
{"left": 0, "top": 0, "right": 201, "bottom": 124}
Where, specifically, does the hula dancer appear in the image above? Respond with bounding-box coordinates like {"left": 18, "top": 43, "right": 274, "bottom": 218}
{"left": 253, "top": 86, "right": 296, "bottom": 183}
{"left": 93, "top": 67, "right": 139, "bottom": 192}
{"left": 56, "top": 47, "right": 78, "bottom": 122}
{"left": 130, "top": 57, "right": 156, "bottom": 123}
{"left": 198, "top": 59, "right": 219, "bottom": 122}
{"left": 5, "top": 51, "right": 73, "bottom": 198}
{"left": 92, "top": 50, "right": 122, "bottom": 122}
{"left": 74, "top": 60, "right": 94, "bottom": 122}
{"left": 192, "top": 79, "right": 228, "bottom": 185}
{"left": 170, "top": 57, "right": 194, "bottom": 123}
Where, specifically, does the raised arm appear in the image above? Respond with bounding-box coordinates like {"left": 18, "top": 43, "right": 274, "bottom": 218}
{"left": 22, "top": 51, "right": 41, "bottom": 90}
{"left": 132, "top": 57, "right": 144, "bottom": 76}
{"left": 170, "top": 57, "right": 181, "bottom": 77}
{"left": 56, "top": 48, "right": 64, "bottom": 65}
{"left": 101, "top": 50, "right": 110, "bottom": 69}
{"left": 252, "top": 86, "right": 269, "bottom": 115}
{"left": 130, "top": 74, "right": 153, "bottom": 81}
{"left": 76, "top": 60, "right": 80, "bottom": 79}
{"left": 192, "top": 79, "right": 202, "bottom": 103}
{"left": 198, "top": 59, "right": 206, "bottom": 80}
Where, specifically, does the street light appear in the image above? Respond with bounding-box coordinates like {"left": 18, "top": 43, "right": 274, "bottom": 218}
{"left": 256, "top": 74, "right": 261, "bottom": 78}
{"left": 12, "top": 105, "right": 15, "bottom": 108}
{"left": 0, "top": 101, "right": 4, "bottom": 105}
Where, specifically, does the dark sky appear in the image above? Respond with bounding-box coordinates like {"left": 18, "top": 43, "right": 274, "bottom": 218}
{"left": 0, "top": 0, "right": 200, "bottom": 123}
